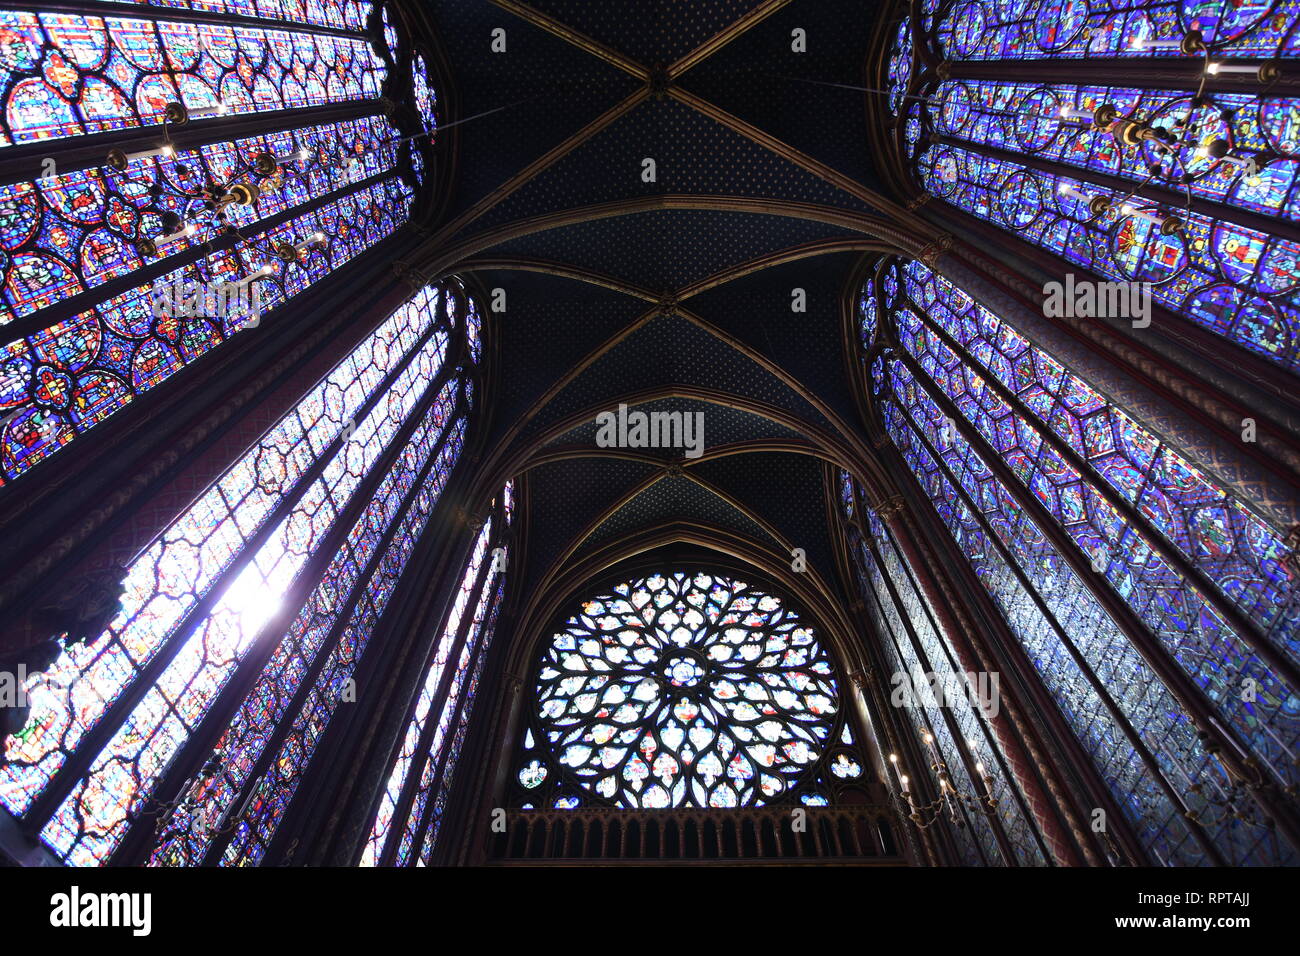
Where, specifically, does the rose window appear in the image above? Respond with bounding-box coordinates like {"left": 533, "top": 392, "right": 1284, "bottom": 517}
{"left": 522, "top": 571, "right": 840, "bottom": 809}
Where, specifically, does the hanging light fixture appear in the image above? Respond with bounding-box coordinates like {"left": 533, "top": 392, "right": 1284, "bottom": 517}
{"left": 888, "top": 743, "right": 1001, "bottom": 831}
{"left": 122, "top": 102, "right": 338, "bottom": 279}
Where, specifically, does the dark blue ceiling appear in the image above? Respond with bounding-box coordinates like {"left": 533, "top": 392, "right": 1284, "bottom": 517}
{"left": 488, "top": 210, "right": 862, "bottom": 292}
{"left": 545, "top": 398, "right": 802, "bottom": 450}
{"left": 577, "top": 473, "right": 783, "bottom": 556}
{"left": 466, "top": 97, "right": 878, "bottom": 234}
{"left": 677, "top": 0, "right": 886, "bottom": 196}
{"left": 470, "top": 269, "right": 651, "bottom": 442}
{"left": 418, "top": 0, "right": 643, "bottom": 223}
{"left": 406, "top": 0, "right": 893, "bottom": 608}
{"left": 517, "top": 311, "right": 835, "bottom": 438}
{"left": 521, "top": 1, "right": 772, "bottom": 67}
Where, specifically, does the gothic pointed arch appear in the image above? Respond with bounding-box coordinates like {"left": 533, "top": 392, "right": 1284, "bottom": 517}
{"left": 2, "top": 0, "right": 1296, "bottom": 879}
{"left": 0, "top": 0, "right": 443, "bottom": 488}
{"left": 847, "top": 248, "right": 1300, "bottom": 865}
{"left": 878, "top": 0, "right": 1300, "bottom": 376}
{"left": 0, "top": 272, "right": 486, "bottom": 866}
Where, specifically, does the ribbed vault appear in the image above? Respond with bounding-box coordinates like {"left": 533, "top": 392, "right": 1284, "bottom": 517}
{"left": 396, "top": 0, "right": 924, "bottom": 613}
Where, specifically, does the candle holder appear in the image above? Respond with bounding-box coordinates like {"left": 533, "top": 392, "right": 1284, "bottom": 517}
{"left": 1129, "top": 29, "right": 1204, "bottom": 55}
{"left": 273, "top": 232, "right": 329, "bottom": 264}
{"left": 232, "top": 264, "right": 277, "bottom": 289}
{"left": 106, "top": 143, "right": 175, "bottom": 172}
{"left": 1057, "top": 182, "right": 1115, "bottom": 217}
{"left": 1195, "top": 138, "right": 1264, "bottom": 177}
{"left": 139, "top": 748, "right": 250, "bottom": 846}
{"left": 1058, "top": 106, "right": 1094, "bottom": 123}
{"left": 1119, "top": 202, "right": 1184, "bottom": 235}
{"left": 136, "top": 223, "right": 197, "bottom": 259}
{"left": 1206, "top": 62, "right": 1281, "bottom": 83}
{"left": 168, "top": 101, "right": 227, "bottom": 124}
{"left": 1173, "top": 732, "right": 1280, "bottom": 833}
{"left": 254, "top": 148, "right": 313, "bottom": 177}
{"left": 889, "top": 744, "right": 1000, "bottom": 831}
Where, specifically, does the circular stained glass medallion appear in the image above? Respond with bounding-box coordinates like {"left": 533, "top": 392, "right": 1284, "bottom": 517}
{"left": 533, "top": 571, "right": 839, "bottom": 809}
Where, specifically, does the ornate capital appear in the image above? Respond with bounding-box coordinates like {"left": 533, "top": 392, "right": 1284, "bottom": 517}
{"left": 874, "top": 495, "right": 906, "bottom": 520}
{"left": 392, "top": 259, "right": 430, "bottom": 292}
{"left": 906, "top": 193, "right": 932, "bottom": 211}
{"left": 935, "top": 60, "right": 952, "bottom": 82}
{"left": 916, "top": 234, "right": 953, "bottom": 269}
{"left": 457, "top": 508, "right": 486, "bottom": 531}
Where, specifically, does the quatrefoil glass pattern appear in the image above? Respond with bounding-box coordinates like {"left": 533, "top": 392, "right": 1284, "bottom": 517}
{"left": 531, "top": 571, "right": 838, "bottom": 809}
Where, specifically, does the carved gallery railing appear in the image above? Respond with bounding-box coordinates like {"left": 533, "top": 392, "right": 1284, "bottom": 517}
{"left": 487, "top": 806, "right": 904, "bottom": 864}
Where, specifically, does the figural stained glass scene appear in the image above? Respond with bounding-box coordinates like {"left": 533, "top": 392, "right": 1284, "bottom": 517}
{"left": 0, "top": 0, "right": 1294, "bottom": 911}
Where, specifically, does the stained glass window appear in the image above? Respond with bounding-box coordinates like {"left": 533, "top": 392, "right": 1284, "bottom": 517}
{"left": 838, "top": 475, "right": 1050, "bottom": 865}
{"left": 412, "top": 54, "right": 437, "bottom": 134}
{"left": 508, "top": 571, "right": 868, "bottom": 812}
{"left": 360, "top": 482, "right": 514, "bottom": 867}
{"left": 0, "top": 277, "right": 483, "bottom": 866}
{"left": 0, "top": 10, "right": 384, "bottom": 146}
{"left": 930, "top": 0, "right": 1298, "bottom": 61}
{"left": 381, "top": 5, "right": 400, "bottom": 60}
{"left": 885, "top": 3, "right": 1300, "bottom": 372}
{"left": 406, "top": 53, "right": 437, "bottom": 188}
{"left": 0, "top": 1, "right": 431, "bottom": 487}
{"left": 96, "top": 1, "right": 371, "bottom": 33}
{"left": 859, "top": 254, "right": 1300, "bottom": 866}
{"left": 3, "top": 178, "right": 412, "bottom": 484}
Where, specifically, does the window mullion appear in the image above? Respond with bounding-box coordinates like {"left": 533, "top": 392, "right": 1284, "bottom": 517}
{"left": 874, "top": 519, "right": 1050, "bottom": 865}
{"left": 859, "top": 533, "right": 1007, "bottom": 865}
{"left": 851, "top": 538, "right": 979, "bottom": 865}
{"left": 1, "top": 169, "right": 396, "bottom": 348}
{"left": 0, "top": 100, "right": 385, "bottom": 192}
{"left": 113, "top": 373, "right": 463, "bottom": 867}
{"left": 926, "top": 133, "right": 1300, "bottom": 244}
{"left": 886, "top": 385, "right": 1226, "bottom": 864}
{"left": 907, "top": 298, "right": 1293, "bottom": 679}
{"left": 196, "top": 411, "right": 467, "bottom": 868}
{"left": 375, "top": 534, "right": 495, "bottom": 867}
{"left": 892, "top": 348, "right": 1285, "bottom": 786}
{"left": 409, "top": 571, "right": 506, "bottom": 865}
{"left": 20, "top": 310, "right": 445, "bottom": 827}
